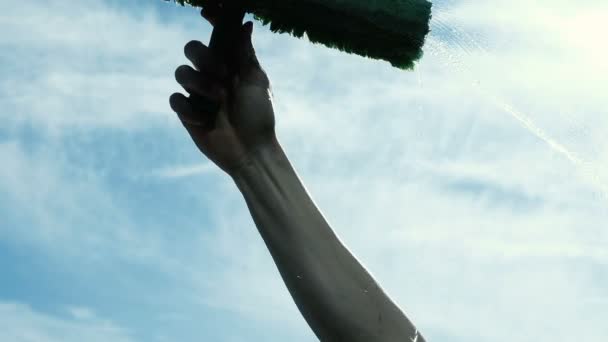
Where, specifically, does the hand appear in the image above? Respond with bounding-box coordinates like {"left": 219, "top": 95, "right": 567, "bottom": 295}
{"left": 169, "top": 17, "right": 276, "bottom": 175}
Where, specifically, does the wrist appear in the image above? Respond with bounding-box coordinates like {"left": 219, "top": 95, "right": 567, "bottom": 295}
{"left": 229, "top": 135, "right": 289, "bottom": 182}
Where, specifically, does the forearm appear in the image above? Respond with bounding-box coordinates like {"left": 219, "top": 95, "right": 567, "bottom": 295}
{"left": 231, "top": 138, "right": 424, "bottom": 342}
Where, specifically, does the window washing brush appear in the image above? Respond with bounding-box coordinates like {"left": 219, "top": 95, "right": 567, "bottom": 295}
{"left": 170, "top": 0, "right": 432, "bottom": 70}
{"left": 167, "top": 0, "right": 432, "bottom": 129}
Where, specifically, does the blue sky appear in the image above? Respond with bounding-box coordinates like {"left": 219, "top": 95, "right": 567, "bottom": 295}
{"left": 1, "top": 0, "right": 607, "bottom": 341}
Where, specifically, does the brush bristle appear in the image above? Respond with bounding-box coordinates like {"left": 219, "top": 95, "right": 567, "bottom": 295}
{"left": 171, "top": 0, "right": 432, "bottom": 70}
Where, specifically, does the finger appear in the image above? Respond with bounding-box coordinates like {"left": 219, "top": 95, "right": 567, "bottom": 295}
{"left": 169, "top": 93, "right": 208, "bottom": 127}
{"left": 237, "top": 21, "right": 261, "bottom": 77}
{"left": 184, "top": 40, "right": 227, "bottom": 79}
{"left": 174, "top": 65, "right": 223, "bottom": 101}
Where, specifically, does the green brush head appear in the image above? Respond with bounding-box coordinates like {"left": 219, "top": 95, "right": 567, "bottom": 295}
{"left": 171, "top": 0, "right": 432, "bottom": 70}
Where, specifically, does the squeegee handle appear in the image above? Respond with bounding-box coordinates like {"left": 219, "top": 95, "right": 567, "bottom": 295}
{"left": 192, "top": 2, "right": 245, "bottom": 129}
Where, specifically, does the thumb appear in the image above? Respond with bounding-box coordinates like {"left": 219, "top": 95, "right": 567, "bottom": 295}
{"left": 237, "top": 21, "right": 261, "bottom": 77}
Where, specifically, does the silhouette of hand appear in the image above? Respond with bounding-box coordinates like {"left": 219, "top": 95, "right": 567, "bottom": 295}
{"left": 170, "top": 15, "right": 276, "bottom": 175}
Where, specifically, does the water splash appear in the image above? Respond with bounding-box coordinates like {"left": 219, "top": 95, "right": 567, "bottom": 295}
{"left": 421, "top": 4, "right": 608, "bottom": 201}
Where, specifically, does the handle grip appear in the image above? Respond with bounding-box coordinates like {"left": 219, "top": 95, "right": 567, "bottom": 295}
{"left": 191, "top": 1, "right": 245, "bottom": 130}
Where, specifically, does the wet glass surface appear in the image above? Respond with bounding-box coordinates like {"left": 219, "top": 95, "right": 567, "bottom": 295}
{"left": 0, "top": 0, "right": 606, "bottom": 341}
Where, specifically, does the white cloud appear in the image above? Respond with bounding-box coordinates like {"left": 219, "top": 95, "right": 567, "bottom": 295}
{"left": 0, "top": 302, "right": 135, "bottom": 342}
{"left": 0, "top": 0, "right": 606, "bottom": 341}
{"left": 67, "top": 306, "right": 96, "bottom": 321}
{"left": 150, "top": 162, "right": 216, "bottom": 179}
{"left": 0, "top": 0, "right": 196, "bottom": 132}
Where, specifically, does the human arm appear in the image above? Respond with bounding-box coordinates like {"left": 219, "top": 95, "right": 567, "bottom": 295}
{"left": 169, "top": 13, "right": 425, "bottom": 342}
{"left": 230, "top": 138, "right": 425, "bottom": 342}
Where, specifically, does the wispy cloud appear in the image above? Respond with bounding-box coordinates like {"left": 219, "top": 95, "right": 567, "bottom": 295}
{"left": 67, "top": 306, "right": 97, "bottom": 321}
{"left": 0, "top": 302, "right": 136, "bottom": 342}
{"left": 0, "top": 0, "right": 196, "bottom": 132}
{"left": 150, "top": 163, "right": 216, "bottom": 179}
{"left": 0, "top": 0, "right": 606, "bottom": 341}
